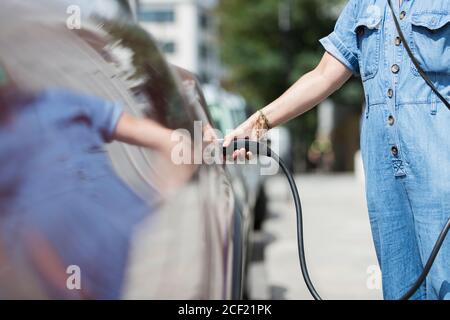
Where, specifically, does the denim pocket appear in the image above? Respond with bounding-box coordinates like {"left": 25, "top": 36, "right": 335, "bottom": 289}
{"left": 410, "top": 12, "right": 450, "bottom": 76}
{"left": 354, "top": 15, "right": 381, "bottom": 81}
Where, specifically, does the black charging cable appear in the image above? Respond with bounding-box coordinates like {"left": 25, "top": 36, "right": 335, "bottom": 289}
{"left": 223, "top": 139, "right": 450, "bottom": 300}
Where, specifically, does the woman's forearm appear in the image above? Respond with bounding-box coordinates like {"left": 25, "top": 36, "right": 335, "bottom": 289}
{"left": 261, "top": 52, "right": 352, "bottom": 128}
{"left": 113, "top": 113, "right": 172, "bottom": 150}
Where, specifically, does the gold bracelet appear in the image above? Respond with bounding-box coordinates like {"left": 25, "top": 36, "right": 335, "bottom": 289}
{"left": 254, "top": 110, "right": 271, "bottom": 140}
{"left": 258, "top": 110, "right": 271, "bottom": 130}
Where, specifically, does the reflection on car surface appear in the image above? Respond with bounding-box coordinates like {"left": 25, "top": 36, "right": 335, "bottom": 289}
{"left": 0, "top": 0, "right": 251, "bottom": 299}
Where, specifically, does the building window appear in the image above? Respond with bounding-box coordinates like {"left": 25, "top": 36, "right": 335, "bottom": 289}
{"left": 159, "top": 41, "right": 176, "bottom": 54}
{"left": 199, "top": 43, "right": 208, "bottom": 59}
{"left": 138, "top": 8, "right": 175, "bottom": 23}
{"left": 199, "top": 72, "right": 209, "bottom": 83}
{"left": 199, "top": 13, "right": 209, "bottom": 29}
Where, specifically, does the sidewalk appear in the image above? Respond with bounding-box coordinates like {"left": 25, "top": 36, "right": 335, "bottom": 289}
{"left": 249, "top": 173, "right": 383, "bottom": 300}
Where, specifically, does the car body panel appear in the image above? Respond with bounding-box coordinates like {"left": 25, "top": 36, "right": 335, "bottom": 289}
{"left": 0, "top": 0, "right": 248, "bottom": 299}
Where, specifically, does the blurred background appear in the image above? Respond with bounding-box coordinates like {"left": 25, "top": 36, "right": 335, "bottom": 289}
{"left": 135, "top": 0, "right": 381, "bottom": 299}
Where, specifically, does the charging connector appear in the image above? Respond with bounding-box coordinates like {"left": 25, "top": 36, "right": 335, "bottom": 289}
{"left": 220, "top": 138, "right": 271, "bottom": 158}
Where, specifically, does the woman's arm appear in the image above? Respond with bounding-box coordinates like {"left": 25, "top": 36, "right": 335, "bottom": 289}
{"left": 261, "top": 52, "right": 352, "bottom": 128}
{"left": 112, "top": 113, "right": 174, "bottom": 152}
{"left": 112, "top": 113, "right": 196, "bottom": 192}
{"left": 223, "top": 52, "right": 353, "bottom": 155}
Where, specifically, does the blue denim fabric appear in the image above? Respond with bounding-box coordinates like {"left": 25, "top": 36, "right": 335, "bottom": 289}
{"left": 321, "top": 0, "right": 450, "bottom": 300}
{"left": 0, "top": 88, "right": 151, "bottom": 299}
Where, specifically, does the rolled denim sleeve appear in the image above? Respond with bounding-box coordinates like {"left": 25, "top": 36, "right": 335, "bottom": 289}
{"left": 89, "top": 99, "right": 124, "bottom": 143}
{"left": 37, "top": 88, "right": 124, "bottom": 143}
{"left": 320, "top": 0, "right": 360, "bottom": 75}
{"left": 73, "top": 93, "right": 124, "bottom": 143}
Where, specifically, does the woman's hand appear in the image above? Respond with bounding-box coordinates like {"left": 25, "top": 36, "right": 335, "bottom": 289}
{"left": 222, "top": 112, "right": 269, "bottom": 160}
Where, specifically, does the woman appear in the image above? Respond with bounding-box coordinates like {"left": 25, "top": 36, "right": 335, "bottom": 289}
{"left": 224, "top": 0, "right": 450, "bottom": 299}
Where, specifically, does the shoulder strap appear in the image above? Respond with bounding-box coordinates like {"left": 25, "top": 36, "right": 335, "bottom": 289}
{"left": 387, "top": 0, "right": 450, "bottom": 110}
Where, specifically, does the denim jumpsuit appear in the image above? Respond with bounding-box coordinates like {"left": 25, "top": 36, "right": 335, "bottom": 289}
{"left": 320, "top": 0, "right": 450, "bottom": 299}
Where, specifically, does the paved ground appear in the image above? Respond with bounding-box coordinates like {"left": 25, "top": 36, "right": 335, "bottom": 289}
{"left": 248, "top": 173, "right": 383, "bottom": 300}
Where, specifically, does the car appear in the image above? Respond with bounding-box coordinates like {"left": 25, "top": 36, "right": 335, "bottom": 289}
{"left": 203, "top": 85, "right": 268, "bottom": 231}
{"left": 0, "top": 0, "right": 251, "bottom": 299}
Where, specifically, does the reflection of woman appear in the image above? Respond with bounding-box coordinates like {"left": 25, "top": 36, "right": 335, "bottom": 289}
{"left": 224, "top": 1, "right": 450, "bottom": 300}
{"left": 0, "top": 67, "right": 191, "bottom": 298}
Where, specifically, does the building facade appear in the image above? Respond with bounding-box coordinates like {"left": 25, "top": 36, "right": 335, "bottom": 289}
{"left": 137, "top": 0, "right": 219, "bottom": 83}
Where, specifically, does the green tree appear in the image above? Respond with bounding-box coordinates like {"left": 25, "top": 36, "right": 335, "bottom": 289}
{"left": 216, "top": 0, "right": 363, "bottom": 169}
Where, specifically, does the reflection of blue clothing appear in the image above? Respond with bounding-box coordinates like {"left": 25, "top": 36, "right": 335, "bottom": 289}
{"left": 0, "top": 88, "right": 151, "bottom": 299}
{"left": 321, "top": 1, "right": 450, "bottom": 299}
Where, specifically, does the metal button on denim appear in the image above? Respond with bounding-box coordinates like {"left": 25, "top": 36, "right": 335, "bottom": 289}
{"left": 391, "top": 64, "right": 400, "bottom": 74}
{"left": 388, "top": 115, "right": 395, "bottom": 126}
{"left": 395, "top": 37, "right": 402, "bottom": 46}
{"left": 387, "top": 89, "right": 394, "bottom": 98}
{"left": 400, "top": 11, "right": 406, "bottom": 20}
{"left": 391, "top": 146, "right": 399, "bottom": 157}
